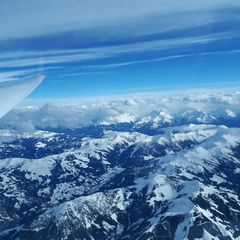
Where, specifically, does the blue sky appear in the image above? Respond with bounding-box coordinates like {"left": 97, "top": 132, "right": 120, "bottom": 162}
{"left": 1, "top": 0, "right": 240, "bottom": 98}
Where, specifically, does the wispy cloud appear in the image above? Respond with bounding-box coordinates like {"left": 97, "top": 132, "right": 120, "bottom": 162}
{"left": 0, "top": 0, "right": 239, "bottom": 41}
{"left": 0, "top": 32, "right": 237, "bottom": 69}
{"left": 1, "top": 0, "right": 240, "bottom": 95}
{"left": 83, "top": 49, "right": 240, "bottom": 70}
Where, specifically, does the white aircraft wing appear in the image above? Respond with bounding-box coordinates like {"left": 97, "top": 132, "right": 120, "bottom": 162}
{"left": 0, "top": 74, "right": 45, "bottom": 119}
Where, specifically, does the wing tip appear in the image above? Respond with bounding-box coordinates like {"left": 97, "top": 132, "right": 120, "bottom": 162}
{"left": 33, "top": 73, "right": 46, "bottom": 83}
{"left": 0, "top": 73, "right": 46, "bottom": 119}
{"left": 22, "top": 73, "right": 46, "bottom": 87}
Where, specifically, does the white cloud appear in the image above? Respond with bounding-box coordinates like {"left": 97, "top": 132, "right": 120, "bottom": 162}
{"left": 1, "top": 89, "right": 240, "bottom": 130}
{"left": 83, "top": 49, "right": 240, "bottom": 70}
{"left": 0, "top": 32, "right": 237, "bottom": 70}
{"left": 0, "top": 0, "right": 239, "bottom": 40}
{"left": 1, "top": 0, "right": 239, "bottom": 84}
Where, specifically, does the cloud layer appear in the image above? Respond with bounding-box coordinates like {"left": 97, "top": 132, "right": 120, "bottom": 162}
{"left": 1, "top": 0, "right": 240, "bottom": 40}
{"left": 1, "top": 90, "right": 240, "bottom": 130}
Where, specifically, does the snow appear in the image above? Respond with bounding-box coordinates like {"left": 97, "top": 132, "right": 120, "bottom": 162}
{"left": 210, "top": 174, "right": 226, "bottom": 184}
{"left": 180, "top": 180, "right": 199, "bottom": 198}
{"left": 35, "top": 142, "right": 47, "bottom": 149}
{"left": 223, "top": 134, "right": 239, "bottom": 146}
{"left": 116, "top": 223, "right": 124, "bottom": 234}
{"left": 167, "top": 197, "right": 194, "bottom": 215}
{"left": 225, "top": 109, "right": 237, "bottom": 118}
{"left": 101, "top": 113, "right": 136, "bottom": 125}
{"left": 135, "top": 111, "right": 174, "bottom": 129}
{"left": 134, "top": 173, "right": 177, "bottom": 206}
{"left": 235, "top": 168, "right": 240, "bottom": 173}
{"left": 36, "top": 188, "right": 131, "bottom": 233}
{"left": 102, "top": 221, "right": 114, "bottom": 231}
{"left": 38, "top": 187, "right": 51, "bottom": 196}
{"left": 1, "top": 91, "right": 240, "bottom": 238}
{"left": 0, "top": 130, "right": 17, "bottom": 143}
{"left": 143, "top": 155, "right": 153, "bottom": 160}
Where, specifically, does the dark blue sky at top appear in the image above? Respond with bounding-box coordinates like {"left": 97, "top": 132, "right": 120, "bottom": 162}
{"left": 0, "top": 0, "right": 240, "bottom": 98}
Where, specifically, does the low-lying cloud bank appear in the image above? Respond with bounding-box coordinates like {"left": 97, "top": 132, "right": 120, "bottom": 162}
{"left": 1, "top": 91, "right": 240, "bottom": 131}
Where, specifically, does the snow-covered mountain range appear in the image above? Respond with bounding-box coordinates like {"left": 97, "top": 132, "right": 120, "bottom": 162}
{"left": 0, "top": 91, "right": 240, "bottom": 239}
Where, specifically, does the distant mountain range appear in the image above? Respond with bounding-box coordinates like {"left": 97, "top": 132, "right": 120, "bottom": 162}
{"left": 0, "top": 91, "right": 240, "bottom": 240}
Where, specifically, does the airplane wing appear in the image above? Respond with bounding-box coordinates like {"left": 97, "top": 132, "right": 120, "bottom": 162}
{"left": 0, "top": 74, "right": 45, "bottom": 119}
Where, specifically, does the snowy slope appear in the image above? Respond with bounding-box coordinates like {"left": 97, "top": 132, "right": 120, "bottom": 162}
{"left": 0, "top": 92, "right": 240, "bottom": 239}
